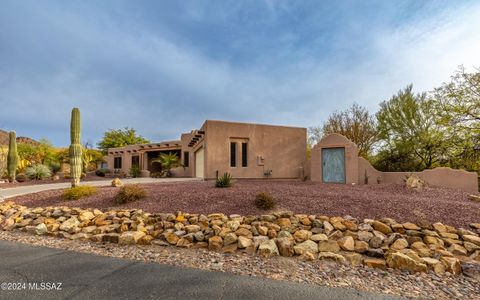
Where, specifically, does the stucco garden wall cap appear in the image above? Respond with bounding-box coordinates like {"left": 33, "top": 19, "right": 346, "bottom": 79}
{"left": 313, "top": 133, "right": 356, "bottom": 149}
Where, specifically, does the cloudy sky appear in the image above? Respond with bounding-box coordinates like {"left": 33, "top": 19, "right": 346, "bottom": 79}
{"left": 1, "top": 0, "right": 479, "bottom": 146}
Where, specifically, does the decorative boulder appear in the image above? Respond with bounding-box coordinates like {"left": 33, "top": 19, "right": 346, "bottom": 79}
{"left": 406, "top": 175, "right": 426, "bottom": 191}
{"left": 111, "top": 178, "right": 123, "bottom": 187}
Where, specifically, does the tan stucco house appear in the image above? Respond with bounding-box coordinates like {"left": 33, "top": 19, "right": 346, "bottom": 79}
{"left": 106, "top": 120, "right": 477, "bottom": 192}
{"left": 106, "top": 120, "right": 307, "bottom": 180}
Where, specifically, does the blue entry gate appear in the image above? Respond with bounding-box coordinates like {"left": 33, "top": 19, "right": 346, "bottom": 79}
{"left": 322, "top": 147, "right": 346, "bottom": 183}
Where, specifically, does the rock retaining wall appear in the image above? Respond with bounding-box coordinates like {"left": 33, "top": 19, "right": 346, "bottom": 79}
{"left": 1, "top": 201, "right": 479, "bottom": 278}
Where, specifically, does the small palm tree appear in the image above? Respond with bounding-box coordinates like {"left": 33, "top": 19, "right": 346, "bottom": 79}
{"left": 152, "top": 152, "right": 182, "bottom": 177}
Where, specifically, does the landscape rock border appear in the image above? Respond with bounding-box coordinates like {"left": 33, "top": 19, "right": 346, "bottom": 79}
{"left": 0, "top": 201, "right": 479, "bottom": 279}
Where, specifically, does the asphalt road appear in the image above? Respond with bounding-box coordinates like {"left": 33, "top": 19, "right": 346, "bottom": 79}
{"left": 0, "top": 240, "right": 406, "bottom": 300}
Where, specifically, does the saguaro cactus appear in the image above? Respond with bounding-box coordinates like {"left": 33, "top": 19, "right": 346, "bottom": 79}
{"left": 7, "top": 131, "right": 18, "bottom": 182}
{"left": 69, "top": 108, "right": 82, "bottom": 187}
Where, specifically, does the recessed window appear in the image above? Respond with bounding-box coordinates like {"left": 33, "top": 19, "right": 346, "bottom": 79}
{"left": 114, "top": 157, "right": 122, "bottom": 169}
{"left": 230, "top": 142, "right": 236, "bottom": 167}
{"left": 183, "top": 151, "right": 189, "bottom": 167}
{"left": 131, "top": 156, "right": 139, "bottom": 167}
{"left": 242, "top": 142, "right": 248, "bottom": 167}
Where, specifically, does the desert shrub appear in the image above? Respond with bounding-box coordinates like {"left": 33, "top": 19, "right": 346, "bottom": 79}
{"left": 48, "top": 161, "right": 61, "bottom": 175}
{"left": 130, "top": 166, "right": 141, "bottom": 178}
{"left": 255, "top": 192, "right": 276, "bottom": 210}
{"left": 150, "top": 172, "right": 162, "bottom": 178}
{"left": 95, "top": 168, "right": 111, "bottom": 177}
{"left": 16, "top": 174, "right": 27, "bottom": 182}
{"left": 26, "top": 164, "right": 52, "bottom": 180}
{"left": 114, "top": 184, "right": 147, "bottom": 204}
{"left": 95, "top": 169, "right": 106, "bottom": 177}
{"left": 215, "top": 172, "right": 232, "bottom": 188}
{"left": 63, "top": 185, "right": 97, "bottom": 200}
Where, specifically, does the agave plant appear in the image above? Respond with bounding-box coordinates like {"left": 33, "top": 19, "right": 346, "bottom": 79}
{"left": 151, "top": 152, "right": 182, "bottom": 177}
{"left": 215, "top": 172, "right": 232, "bottom": 188}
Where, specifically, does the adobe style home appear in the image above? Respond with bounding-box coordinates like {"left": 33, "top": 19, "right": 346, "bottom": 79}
{"left": 106, "top": 120, "right": 308, "bottom": 180}
{"left": 106, "top": 120, "right": 478, "bottom": 192}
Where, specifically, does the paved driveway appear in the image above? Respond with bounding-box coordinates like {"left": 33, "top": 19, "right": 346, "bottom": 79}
{"left": 0, "top": 178, "right": 200, "bottom": 199}
{"left": 0, "top": 240, "right": 405, "bottom": 300}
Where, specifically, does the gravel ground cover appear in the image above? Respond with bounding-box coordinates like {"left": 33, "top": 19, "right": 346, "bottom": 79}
{"left": 10, "top": 180, "right": 479, "bottom": 228}
{"left": 0, "top": 230, "right": 478, "bottom": 300}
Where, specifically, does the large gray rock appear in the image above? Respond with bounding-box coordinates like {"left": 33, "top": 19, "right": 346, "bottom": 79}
{"left": 461, "top": 261, "right": 480, "bottom": 280}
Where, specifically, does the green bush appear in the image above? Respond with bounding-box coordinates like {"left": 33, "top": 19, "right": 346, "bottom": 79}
{"left": 26, "top": 164, "right": 52, "bottom": 180}
{"left": 48, "top": 161, "right": 61, "bottom": 175}
{"left": 255, "top": 192, "right": 275, "bottom": 210}
{"left": 130, "top": 166, "right": 141, "bottom": 178}
{"left": 95, "top": 168, "right": 110, "bottom": 177}
{"left": 215, "top": 172, "right": 232, "bottom": 188}
{"left": 114, "top": 184, "right": 147, "bottom": 204}
{"left": 63, "top": 185, "right": 97, "bottom": 200}
{"left": 16, "top": 173, "right": 27, "bottom": 182}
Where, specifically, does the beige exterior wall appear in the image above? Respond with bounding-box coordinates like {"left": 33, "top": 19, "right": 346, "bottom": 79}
{"left": 169, "top": 133, "right": 194, "bottom": 177}
{"left": 195, "top": 120, "right": 306, "bottom": 180}
{"left": 357, "top": 157, "right": 383, "bottom": 184}
{"left": 311, "top": 133, "right": 478, "bottom": 193}
{"left": 358, "top": 157, "right": 478, "bottom": 192}
{"left": 105, "top": 120, "right": 307, "bottom": 180}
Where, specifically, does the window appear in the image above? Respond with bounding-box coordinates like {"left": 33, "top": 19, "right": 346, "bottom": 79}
{"left": 183, "top": 151, "right": 189, "bottom": 167}
{"left": 230, "top": 142, "right": 236, "bottom": 167}
{"left": 114, "top": 157, "right": 122, "bottom": 169}
{"left": 131, "top": 156, "right": 139, "bottom": 167}
{"left": 242, "top": 143, "right": 248, "bottom": 167}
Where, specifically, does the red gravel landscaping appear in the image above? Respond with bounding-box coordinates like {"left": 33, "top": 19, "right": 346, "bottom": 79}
{"left": 9, "top": 180, "right": 480, "bottom": 228}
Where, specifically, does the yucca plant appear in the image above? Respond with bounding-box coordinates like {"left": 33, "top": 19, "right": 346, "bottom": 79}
{"left": 215, "top": 172, "right": 232, "bottom": 188}
{"left": 151, "top": 152, "right": 181, "bottom": 177}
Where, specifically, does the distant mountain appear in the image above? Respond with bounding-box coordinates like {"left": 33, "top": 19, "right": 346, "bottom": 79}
{"left": 0, "top": 129, "right": 39, "bottom": 146}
